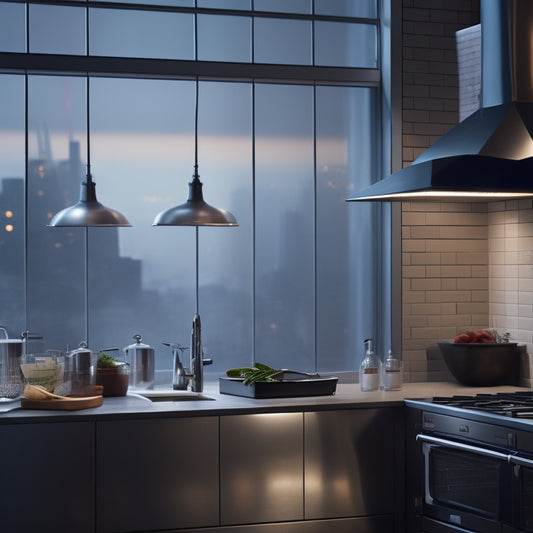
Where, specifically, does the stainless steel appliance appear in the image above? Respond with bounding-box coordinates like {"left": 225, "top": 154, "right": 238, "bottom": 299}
{"left": 405, "top": 393, "right": 533, "bottom": 533}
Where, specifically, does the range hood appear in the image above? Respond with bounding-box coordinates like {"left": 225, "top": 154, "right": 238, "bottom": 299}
{"left": 348, "top": 0, "right": 533, "bottom": 202}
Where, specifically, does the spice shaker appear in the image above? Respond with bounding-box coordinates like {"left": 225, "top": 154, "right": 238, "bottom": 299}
{"left": 124, "top": 334, "right": 155, "bottom": 390}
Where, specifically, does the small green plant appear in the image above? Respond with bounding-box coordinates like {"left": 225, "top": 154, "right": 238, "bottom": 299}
{"left": 97, "top": 352, "right": 117, "bottom": 369}
{"left": 226, "top": 362, "right": 281, "bottom": 386}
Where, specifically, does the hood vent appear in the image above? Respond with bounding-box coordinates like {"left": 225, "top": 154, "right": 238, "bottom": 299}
{"left": 348, "top": 0, "right": 533, "bottom": 202}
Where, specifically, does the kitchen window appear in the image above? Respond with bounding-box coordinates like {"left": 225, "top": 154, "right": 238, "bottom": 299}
{"left": 0, "top": 0, "right": 391, "bottom": 378}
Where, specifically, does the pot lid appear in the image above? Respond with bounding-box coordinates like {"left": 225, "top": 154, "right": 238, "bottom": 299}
{"left": 124, "top": 334, "right": 153, "bottom": 351}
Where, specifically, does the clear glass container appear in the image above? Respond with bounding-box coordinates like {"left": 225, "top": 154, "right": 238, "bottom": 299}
{"left": 382, "top": 350, "right": 402, "bottom": 391}
{"left": 360, "top": 338, "right": 381, "bottom": 392}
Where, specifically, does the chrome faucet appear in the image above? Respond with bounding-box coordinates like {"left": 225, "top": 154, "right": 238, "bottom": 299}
{"left": 165, "top": 313, "right": 212, "bottom": 392}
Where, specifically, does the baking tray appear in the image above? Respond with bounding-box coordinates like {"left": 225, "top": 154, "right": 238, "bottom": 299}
{"left": 219, "top": 376, "right": 338, "bottom": 399}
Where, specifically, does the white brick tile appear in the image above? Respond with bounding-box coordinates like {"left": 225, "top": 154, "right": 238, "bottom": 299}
{"left": 411, "top": 252, "right": 442, "bottom": 265}
{"left": 410, "top": 226, "right": 441, "bottom": 238}
{"left": 403, "top": 240, "right": 427, "bottom": 252}
{"left": 402, "top": 265, "right": 427, "bottom": 278}
{"left": 411, "top": 278, "right": 441, "bottom": 290}
{"left": 504, "top": 210, "right": 520, "bottom": 224}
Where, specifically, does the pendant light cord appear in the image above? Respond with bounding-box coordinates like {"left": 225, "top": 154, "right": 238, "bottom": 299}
{"left": 194, "top": 77, "right": 200, "bottom": 315}
{"left": 85, "top": 75, "right": 90, "bottom": 344}
{"left": 86, "top": 76, "right": 92, "bottom": 182}
{"left": 194, "top": 78, "right": 199, "bottom": 179}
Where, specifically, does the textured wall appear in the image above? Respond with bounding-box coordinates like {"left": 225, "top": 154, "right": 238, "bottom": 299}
{"left": 401, "top": 0, "right": 483, "bottom": 382}
{"left": 401, "top": 0, "right": 532, "bottom": 385}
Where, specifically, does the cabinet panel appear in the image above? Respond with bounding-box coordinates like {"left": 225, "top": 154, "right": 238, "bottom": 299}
{"left": 220, "top": 412, "right": 304, "bottom": 525}
{"left": 178, "top": 515, "right": 394, "bottom": 532}
{"left": 97, "top": 416, "right": 219, "bottom": 532}
{"left": 0, "top": 421, "right": 95, "bottom": 533}
{"left": 305, "top": 408, "right": 398, "bottom": 520}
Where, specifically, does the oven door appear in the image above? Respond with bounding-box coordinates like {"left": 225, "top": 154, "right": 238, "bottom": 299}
{"left": 510, "top": 454, "right": 533, "bottom": 532}
{"left": 417, "top": 434, "right": 512, "bottom": 533}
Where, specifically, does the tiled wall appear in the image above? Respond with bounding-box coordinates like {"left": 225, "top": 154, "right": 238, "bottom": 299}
{"left": 402, "top": 202, "right": 489, "bottom": 380}
{"left": 401, "top": 0, "right": 532, "bottom": 385}
{"left": 402, "top": 0, "right": 480, "bottom": 168}
{"left": 489, "top": 200, "right": 533, "bottom": 384}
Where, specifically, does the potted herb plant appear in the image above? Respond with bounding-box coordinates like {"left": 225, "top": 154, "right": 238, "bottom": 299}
{"left": 96, "top": 352, "right": 130, "bottom": 397}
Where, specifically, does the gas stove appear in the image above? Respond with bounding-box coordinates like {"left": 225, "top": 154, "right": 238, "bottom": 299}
{"left": 405, "top": 390, "right": 533, "bottom": 435}
{"left": 430, "top": 391, "right": 533, "bottom": 419}
{"left": 406, "top": 390, "right": 533, "bottom": 533}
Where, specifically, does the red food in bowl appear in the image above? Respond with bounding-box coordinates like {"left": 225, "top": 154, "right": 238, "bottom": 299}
{"left": 454, "top": 330, "right": 495, "bottom": 343}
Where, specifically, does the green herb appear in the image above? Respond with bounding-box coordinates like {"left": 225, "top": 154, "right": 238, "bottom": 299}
{"left": 226, "top": 362, "right": 281, "bottom": 386}
{"left": 97, "top": 352, "right": 117, "bottom": 368}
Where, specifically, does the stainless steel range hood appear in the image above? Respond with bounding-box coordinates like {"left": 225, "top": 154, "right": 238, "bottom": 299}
{"left": 348, "top": 0, "right": 533, "bottom": 202}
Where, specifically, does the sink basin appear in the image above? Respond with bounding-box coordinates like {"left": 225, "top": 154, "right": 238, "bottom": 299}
{"left": 129, "top": 390, "right": 214, "bottom": 402}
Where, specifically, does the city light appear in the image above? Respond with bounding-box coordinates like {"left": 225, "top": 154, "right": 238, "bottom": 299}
{"left": 5, "top": 224, "right": 13, "bottom": 232}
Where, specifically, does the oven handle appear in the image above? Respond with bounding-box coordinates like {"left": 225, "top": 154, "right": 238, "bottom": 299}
{"left": 416, "top": 434, "right": 510, "bottom": 462}
{"left": 509, "top": 453, "right": 533, "bottom": 468}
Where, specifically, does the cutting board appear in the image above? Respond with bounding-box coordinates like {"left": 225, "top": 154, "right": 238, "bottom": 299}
{"left": 21, "top": 395, "right": 103, "bottom": 411}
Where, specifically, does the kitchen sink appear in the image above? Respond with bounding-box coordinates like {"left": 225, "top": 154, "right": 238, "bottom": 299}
{"left": 129, "top": 390, "right": 215, "bottom": 402}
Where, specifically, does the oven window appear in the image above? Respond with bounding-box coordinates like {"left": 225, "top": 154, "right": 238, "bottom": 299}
{"left": 429, "top": 447, "right": 502, "bottom": 518}
{"left": 520, "top": 466, "right": 533, "bottom": 531}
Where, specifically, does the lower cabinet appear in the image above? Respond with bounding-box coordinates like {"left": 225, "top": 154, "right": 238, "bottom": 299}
{"left": 220, "top": 412, "right": 304, "bottom": 525}
{"left": 219, "top": 407, "right": 402, "bottom": 530}
{"left": 2, "top": 405, "right": 403, "bottom": 532}
{"left": 178, "top": 515, "right": 394, "bottom": 532}
{"left": 304, "top": 408, "right": 400, "bottom": 520}
{"left": 96, "top": 416, "right": 219, "bottom": 533}
{"left": 0, "top": 421, "right": 95, "bottom": 533}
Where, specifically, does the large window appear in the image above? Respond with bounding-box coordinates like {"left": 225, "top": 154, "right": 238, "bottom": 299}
{"left": 0, "top": 0, "right": 383, "bottom": 379}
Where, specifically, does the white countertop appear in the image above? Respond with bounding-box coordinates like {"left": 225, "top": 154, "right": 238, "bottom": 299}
{"left": 0, "top": 381, "right": 529, "bottom": 423}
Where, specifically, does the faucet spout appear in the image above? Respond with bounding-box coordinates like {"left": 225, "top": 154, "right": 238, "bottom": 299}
{"left": 163, "top": 342, "right": 191, "bottom": 390}
{"left": 190, "top": 313, "right": 212, "bottom": 392}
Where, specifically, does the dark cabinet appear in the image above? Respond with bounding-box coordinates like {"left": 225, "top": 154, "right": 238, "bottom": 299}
{"left": 2, "top": 405, "right": 404, "bottom": 533}
{"left": 304, "top": 408, "right": 401, "bottom": 520}
{"left": 182, "top": 515, "right": 393, "bottom": 532}
{"left": 220, "top": 412, "right": 304, "bottom": 525}
{"left": 96, "top": 416, "right": 219, "bottom": 533}
{"left": 0, "top": 421, "right": 95, "bottom": 533}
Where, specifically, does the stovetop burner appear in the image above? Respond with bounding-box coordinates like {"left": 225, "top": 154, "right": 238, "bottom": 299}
{"left": 430, "top": 391, "right": 533, "bottom": 418}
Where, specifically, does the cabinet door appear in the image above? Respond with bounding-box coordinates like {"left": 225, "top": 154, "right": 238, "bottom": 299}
{"left": 220, "top": 412, "right": 304, "bottom": 525}
{"left": 0, "top": 421, "right": 95, "bottom": 533}
{"left": 304, "top": 408, "right": 400, "bottom": 520}
{"left": 176, "top": 514, "right": 393, "bottom": 532}
{"left": 96, "top": 416, "right": 219, "bottom": 532}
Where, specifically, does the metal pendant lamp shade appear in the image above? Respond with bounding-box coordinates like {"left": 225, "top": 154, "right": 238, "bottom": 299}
{"left": 153, "top": 81, "right": 238, "bottom": 227}
{"left": 49, "top": 169, "right": 131, "bottom": 227}
{"left": 153, "top": 166, "right": 237, "bottom": 227}
{"left": 49, "top": 77, "right": 131, "bottom": 228}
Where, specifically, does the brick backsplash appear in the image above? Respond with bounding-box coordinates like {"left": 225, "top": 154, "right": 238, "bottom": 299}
{"left": 402, "top": 201, "right": 489, "bottom": 381}
{"left": 400, "top": 0, "right": 532, "bottom": 386}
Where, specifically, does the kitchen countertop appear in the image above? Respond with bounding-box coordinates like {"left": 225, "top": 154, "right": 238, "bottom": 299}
{"left": 0, "top": 381, "right": 529, "bottom": 423}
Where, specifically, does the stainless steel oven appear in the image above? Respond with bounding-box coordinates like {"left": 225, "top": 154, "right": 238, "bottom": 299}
{"left": 406, "top": 395, "right": 533, "bottom": 533}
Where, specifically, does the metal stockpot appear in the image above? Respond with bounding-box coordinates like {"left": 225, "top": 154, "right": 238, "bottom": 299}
{"left": 124, "top": 334, "right": 155, "bottom": 390}
{"left": 0, "top": 327, "right": 24, "bottom": 399}
{"left": 66, "top": 342, "right": 96, "bottom": 396}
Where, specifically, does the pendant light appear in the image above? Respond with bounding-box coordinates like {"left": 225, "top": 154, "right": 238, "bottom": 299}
{"left": 49, "top": 77, "right": 131, "bottom": 227}
{"left": 152, "top": 80, "right": 238, "bottom": 227}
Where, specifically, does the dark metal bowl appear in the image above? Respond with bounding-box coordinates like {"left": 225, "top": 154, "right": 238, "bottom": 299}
{"left": 437, "top": 342, "right": 519, "bottom": 387}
